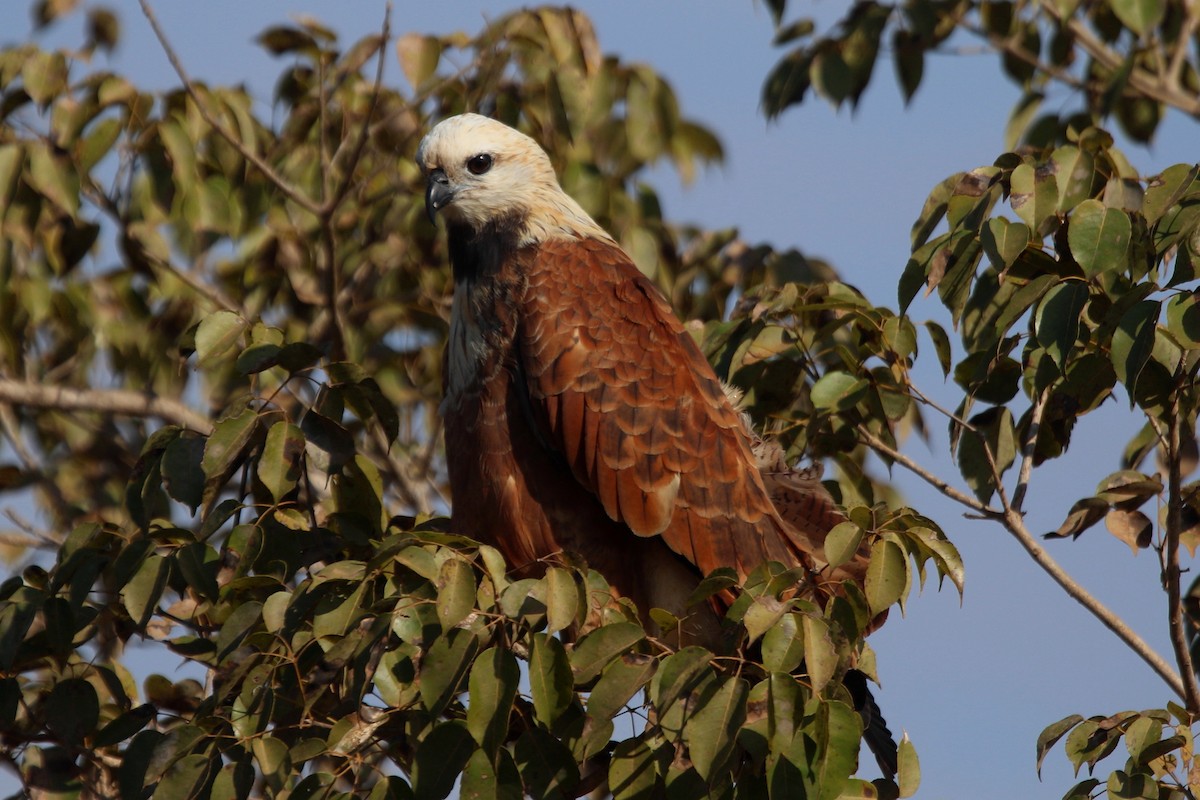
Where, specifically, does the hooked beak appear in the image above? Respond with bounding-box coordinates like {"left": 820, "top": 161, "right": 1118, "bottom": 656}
{"left": 425, "top": 168, "right": 453, "bottom": 224}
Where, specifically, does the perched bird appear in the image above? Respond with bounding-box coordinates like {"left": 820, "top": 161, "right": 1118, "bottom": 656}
{"left": 417, "top": 113, "right": 894, "bottom": 775}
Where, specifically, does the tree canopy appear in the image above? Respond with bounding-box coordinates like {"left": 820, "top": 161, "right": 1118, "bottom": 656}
{"left": 0, "top": 1, "right": 1198, "bottom": 798}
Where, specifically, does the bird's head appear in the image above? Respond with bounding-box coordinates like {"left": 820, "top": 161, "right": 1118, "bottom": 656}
{"left": 416, "top": 113, "right": 610, "bottom": 245}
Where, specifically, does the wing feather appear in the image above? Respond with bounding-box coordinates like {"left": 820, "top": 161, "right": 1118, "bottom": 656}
{"left": 519, "top": 236, "right": 816, "bottom": 580}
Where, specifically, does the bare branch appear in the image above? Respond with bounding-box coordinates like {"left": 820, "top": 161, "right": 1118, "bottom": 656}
{"left": 1165, "top": 387, "right": 1200, "bottom": 711}
{"left": 1039, "top": 1, "right": 1200, "bottom": 117}
{"left": 1167, "top": 7, "right": 1200, "bottom": 95}
{"left": 0, "top": 377, "right": 212, "bottom": 434}
{"left": 1000, "top": 504, "right": 1187, "bottom": 699}
{"left": 864, "top": 414, "right": 1187, "bottom": 699}
{"left": 324, "top": 6, "right": 392, "bottom": 214}
{"left": 858, "top": 427, "right": 1003, "bottom": 517}
{"left": 1011, "top": 387, "right": 1049, "bottom": 514}
{"left": 137, "top": 0, "right": 324, "bottom": 216}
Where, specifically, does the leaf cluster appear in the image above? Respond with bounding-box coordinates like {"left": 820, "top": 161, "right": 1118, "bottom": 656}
{"left": 0, "top": 4, "right": 964, "bottom": 797}
{"left": 762, "top": 0, "right": 1200, "bottom": 147}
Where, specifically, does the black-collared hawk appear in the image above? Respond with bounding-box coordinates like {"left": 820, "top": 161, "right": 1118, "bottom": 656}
{"left": 416, "top": 113, "right": 894, "bottom": 775}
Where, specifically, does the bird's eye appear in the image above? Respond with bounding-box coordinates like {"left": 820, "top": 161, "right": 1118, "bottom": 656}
{"left": 467, "top": 153, "right": 493, "bottom": 175}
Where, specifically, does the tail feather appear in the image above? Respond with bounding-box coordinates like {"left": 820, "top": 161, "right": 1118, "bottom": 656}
{"left": 844, "top": 668, "right": 898, "bottom": 780}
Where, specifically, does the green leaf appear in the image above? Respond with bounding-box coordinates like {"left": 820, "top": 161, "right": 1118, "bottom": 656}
{"left": 420, "top": 628, "right": 479, "bottom": 717}
{"left": 460, "top": 748, "right": 522, "bottom": 800}
{"left": 413, "top": 721, "right": 474, "bottom": 800}
{"left": 1111, "top": 300, "right": 1160, "bottom": 402}
{"left": 1106, "top": 770, "right": 1157, "bottom": 800}
{"left": 258, "top": 421, "right": 304, "bottom": 502}
{"left": 95, "top": 704, "right": 156, "bottom": 747}
{"left": 0, "top": 144, "right": 23, "bottom": 209}
{"left": 649, "top": 646, "right": 712, "bottom": 714}
{"left": 1051, "top": 145, "right": 1096, "bottom": 213}
{"left": 684, "top": 676, "right": 747, "bottom": 780}
{"left": 22, "top": 50, "right": 68, "bottom": 106}
{"left": 924, "top": 321, "right": 952, "bottom": 377}
{"left": 608, "top": 738, "right": 658, "bottom": 800}
{"left": 436, "top": 557, "right": 477, "bottom": 631}
{"left": 1046, "top": 497, "right": 1110, "bottom": 540}
{"left": 201, "top": 408, "right": 257, "bottom": 484}
{"left": 864, "top": 539, "right": 906, "bottom": 617}
{"left": 761, "top": 612, "right": 805, "bottom": 674}
{"left": 467, "top": 647, "right": 520, "bottom": 754}
{"left": 514, "top": 725, "right": 579, "bottom": 799}
{"left": 544, "top": 567, "right": 579, "bottom": 635}
{"left": 251, "top": 736, "right": 291, "bottom": 785}
{"left": 801, "top": 614, "right": 837, "bottom": 694}
{"left": 1068, "top": 199, "right": 1131, "bottom": 277}
{"left": 1034, "top": 281, "right": 1089, "bottom": 369}
{"left": 123, "top": 553, "right": 168, "bottom": 628}
{"left": 45, "top": 678, "right": 99, "bottom": 746}
{"left": 1036, "top": 714, "right": 1084, "bottom": 777}
{"left": 300, "top": 410, "right": 356, "bottom": 472}
{"left": 980, "top": 217, "right": 1029, "bottom": 268}
{"left": 810, "top": 372, "right": 869, "bottom": 412}
{"left": 153, "top": 753, "right": 213, "bottom": 800}
{"left": 1110, "top": 0, "right": 1166, "bottom": 35}
{"left": 897, "top": 733, "right": 920, "bottom": 797}
{"left": 587, "top": 652, "right": 656, "bottom": 721}
{"left": 743, "top": 594, "right": 787, "bottom": 643}
{"left": 396, "top": 33, "right": 443, "bottom": 88}
{"left": 161, "top": 434, "right": 206, "bottom": 512}
{"left": 27, "top": 141, "right": 80, "bottom": 216}
{"left": 529, "top": 632, "right": 573, "bottom": 726}
{"left": 1123, "top": 715, "right": 1162, "bottom": 764}
{"left": 1143, "top": 163, "right": 1200, "bottom": 223}
{"left": 1166, "top": 292, "right": 1200, "bottom": 348}
{"left": 569, "top": 622, "right": 646, "bottom": 685}
{"left": 1010, "top": 161, "right": 1058, "bottom": 232}
{"left": 823, "top": 521, "right": 864, "bottom": 571}
{"left": 195, "top": 310, "right": 247, "bottom": 367}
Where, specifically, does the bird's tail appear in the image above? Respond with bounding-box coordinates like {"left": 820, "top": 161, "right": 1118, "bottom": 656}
{"left": 843, "top": 668, "right": 898, "bottom": 780}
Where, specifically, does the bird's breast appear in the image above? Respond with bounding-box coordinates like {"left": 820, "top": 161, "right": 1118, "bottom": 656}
{"left": 445, "top": 281, "right": 490, "bottom": 402}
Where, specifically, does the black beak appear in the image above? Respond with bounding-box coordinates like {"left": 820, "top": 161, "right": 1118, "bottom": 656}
{"left": 425, "top": 168, "right": 453, "bottom": 224}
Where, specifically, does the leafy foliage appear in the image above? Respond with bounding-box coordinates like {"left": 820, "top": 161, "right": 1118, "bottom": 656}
{"left": 762, "top": 0, "right": 1200, "bottom": 795}
{"left": 4, "top": 0, "right": 1197, "bottom": 797}
{"left": 0, "top": 3, "right": 960, "bottom": 797}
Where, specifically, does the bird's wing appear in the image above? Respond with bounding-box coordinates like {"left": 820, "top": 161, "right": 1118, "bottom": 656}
{"left": 518, "top": 236, "right": 816, "bottom": 580}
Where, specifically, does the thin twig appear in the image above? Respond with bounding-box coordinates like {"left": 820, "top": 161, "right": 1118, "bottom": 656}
{"left": 137, "top": 0, "right": 324, "bottom": 215}
{"left": 863, "top": 416, "right": 1187, "bottom": 698}
{"left": 859, "top": 428, "right": 1002, "bottom": 517}
{"left": 324, "top": 6, "right": 392, "bottom": 214}
{"left": 1165, "top": 386, "right": 1200, "bottom": 711}
{"left": 1166, "top": 6, "right": 1200, "bottom": 95}
{"left": 1039, "top": 0, "right": 1200, "bottom": 117}
{"left": 1000, "top": 503, "right": 1187, "bottom": 699}
{"left": 80, "top": 178, "right": 242, "bottom": 314}
{"left": 1011, "top": 386, "right": 1049, "bottom": 514}
{"left": 0, "top": 377, "right": 212, "bottom": 434}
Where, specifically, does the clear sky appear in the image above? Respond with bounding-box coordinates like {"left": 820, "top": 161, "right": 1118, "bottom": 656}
{"left": 3, "top": 2, "right": 1197, "bottom": 798}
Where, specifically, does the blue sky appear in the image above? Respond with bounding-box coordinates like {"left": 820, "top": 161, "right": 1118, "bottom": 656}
{"left": 4, "top": 2, "right": 1198, "bottom": 797}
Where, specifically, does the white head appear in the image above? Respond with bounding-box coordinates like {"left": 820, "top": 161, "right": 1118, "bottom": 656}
{"left": 416, "top": 113, "right": 611, "bottom": 245}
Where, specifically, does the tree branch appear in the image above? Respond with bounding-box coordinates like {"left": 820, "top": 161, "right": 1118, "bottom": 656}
{"left": 1038, "top": 1, "right": 1200, "bottom": 118}
{"left": 858, "top": 427, "right": 1003, "bottom": 517}
{"left": 863, "top": 413, "right": 1187, "bottom": 699}
{"left": 137, "top": 0, "right": 324, "bottom": 215}
{"left": 1010, "top": 386, "right": 1048, "bottom": 514}
{"left": 1165, "top": 387, "right": 1200, "bottom": 711}
{"left": 0, "top": 378, "right": 212, "bottom": 434}
{"left": 1000, "top": 503, "right": 1186, "bottom": 700}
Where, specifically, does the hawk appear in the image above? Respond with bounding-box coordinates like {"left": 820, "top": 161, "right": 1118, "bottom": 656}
{"left": 417, "top": 113, "right": 894, "bottom": 776}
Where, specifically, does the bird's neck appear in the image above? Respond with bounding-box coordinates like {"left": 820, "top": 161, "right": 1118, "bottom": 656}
{"left": 444, "top": 219, "right": 529, "bottom": 401}
{"left": 446, "top": 216, "right": 523, "bottom": 284}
